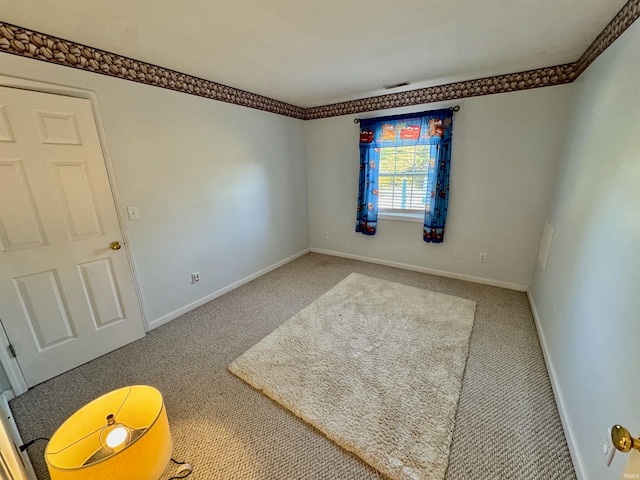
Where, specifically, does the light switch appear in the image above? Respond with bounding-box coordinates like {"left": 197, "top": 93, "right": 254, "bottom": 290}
{"left": 127, "top": 206, "right": 141, "bottom": 221}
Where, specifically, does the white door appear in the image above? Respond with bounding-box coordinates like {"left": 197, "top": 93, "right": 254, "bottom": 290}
{"left": 0, "top": 86, "right": 145, "bottom": 388}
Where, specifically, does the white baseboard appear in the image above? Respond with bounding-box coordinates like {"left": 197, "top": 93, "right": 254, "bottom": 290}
{"left": 310, "top": 248, "right": 528, "bottom": 291}
{"left": 149, "top": 248, "right": 311, "bottom": 329}
{"left": 527, "top": 290, "right": 586, "bottom": 480}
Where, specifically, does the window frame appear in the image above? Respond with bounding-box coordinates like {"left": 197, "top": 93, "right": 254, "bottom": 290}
{"left": 378, "top": 211, "right": 424, "bottom": 223}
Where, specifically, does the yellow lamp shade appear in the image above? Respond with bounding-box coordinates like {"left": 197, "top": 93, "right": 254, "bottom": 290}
{"left": 45, "top": 385, "right": 172, "bottom": 480}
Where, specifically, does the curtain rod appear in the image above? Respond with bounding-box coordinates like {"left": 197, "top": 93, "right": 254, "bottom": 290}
{"left": 353, "top": 105, "right": 460, "bottom": 124}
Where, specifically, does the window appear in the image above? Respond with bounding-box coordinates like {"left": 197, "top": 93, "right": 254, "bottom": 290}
{"left": 356, "top": 108, "right": 454, "bottom": 243}
{"left": 378, "top": 145, "right": 431, "bottom": 215}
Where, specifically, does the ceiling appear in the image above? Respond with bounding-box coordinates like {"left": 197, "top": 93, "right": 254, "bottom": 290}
{"left": 1, "top": 0, "right": 629, "bottom": 108}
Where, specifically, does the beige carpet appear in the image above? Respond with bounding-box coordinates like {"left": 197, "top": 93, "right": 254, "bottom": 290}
{"left": 11, "top": 253, "right": 577, "bottom": 480}
{"left": 229, "top": 273, "right": 476, "bottom": 480}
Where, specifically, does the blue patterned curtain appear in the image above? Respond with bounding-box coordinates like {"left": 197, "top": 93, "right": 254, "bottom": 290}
{"left": 355, "top": 135, "right": 380, "bottom": 235}
{"left": 356, "top": 109, "right": 454, "bottom": 242}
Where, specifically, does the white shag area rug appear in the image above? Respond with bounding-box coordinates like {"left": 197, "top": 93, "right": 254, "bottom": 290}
{"left": 228, "top": 272, "right": 476, "bottom": 480}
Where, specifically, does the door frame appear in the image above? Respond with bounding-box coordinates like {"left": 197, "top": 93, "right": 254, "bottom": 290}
{"left": 0, "top": 74, "right": 149, "bottom": 396}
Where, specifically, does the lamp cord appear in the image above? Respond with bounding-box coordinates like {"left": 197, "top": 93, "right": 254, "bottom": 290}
{"left": 19, "top": 437, "right": 49, "bottom": 452}
{"left": 167, "top": 457, "right": 193, "bottom": 480}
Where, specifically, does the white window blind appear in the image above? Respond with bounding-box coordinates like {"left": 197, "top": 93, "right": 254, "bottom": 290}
{"left": 378, "top": 145, "right": 431, "bottom": 213}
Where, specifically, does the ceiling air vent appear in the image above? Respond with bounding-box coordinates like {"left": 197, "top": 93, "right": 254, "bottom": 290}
{"left": 383, "top": 81, "right": 411, "bottom": 90}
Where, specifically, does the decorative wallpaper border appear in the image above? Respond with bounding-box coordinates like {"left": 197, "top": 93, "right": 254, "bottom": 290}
{"left": 0, "top": 0, "right": 638, "bottom": 121}
{"left": 303, "top": 65, "right": 576, "bottom": 120}
{"left": 0, "top": 22, "right": 306, "bottom": 119}
{"left": 574, "top": 0, "right": 640, "bottom": 76}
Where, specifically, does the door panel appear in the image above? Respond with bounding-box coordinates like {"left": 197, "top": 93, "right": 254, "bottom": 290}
{"left": 0, "top": 86, "right": 145, "bottom": 387}
{"left": 53, "top": 161, "right": 103, "bottom": 239}
{"left": 13, "top": 270, "right": 75, "bottom": 350}
{"left": 0, "top": 159, "right": 47, "bottom": 251}
{"left": 0, "top": 105, "right": 15, "bottom": 142}
{"left": 77, "top": 258, "right": 125, "bottom": 329}
{"left": 35, "top": 110, "right": 82, "bottom": 145}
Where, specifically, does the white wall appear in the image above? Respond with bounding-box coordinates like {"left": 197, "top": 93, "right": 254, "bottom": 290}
{"left": 529, "top": 20, "right": 640, "bottom": 480}
{"left": 0, "top": 54, "right": 309, "bottom": 329}
{"left": 305, "top": 87, "right": 571, "bottom": 289}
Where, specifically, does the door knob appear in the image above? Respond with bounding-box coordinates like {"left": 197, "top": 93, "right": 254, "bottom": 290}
{"left": 611, "top": 425, "right": 640, "bottom": 453}
{"left": 109, "top": 241, "right": 122, "bottom": 251}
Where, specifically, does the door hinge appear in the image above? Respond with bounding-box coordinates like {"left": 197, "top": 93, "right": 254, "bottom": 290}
{"left": 8, "top": 344, "right": 16, "bottom": 358}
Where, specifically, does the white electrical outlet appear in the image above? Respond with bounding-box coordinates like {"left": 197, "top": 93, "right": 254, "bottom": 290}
{"left": 479, "top": 253, "right": 487, "bottom": 263}
{"left": 191, "top": 272, "right": 200, "bottom": 284}
{"left": 453, "top": 250, "right": 460, "bottom": 259}
{"left": 324, "top": 231, "right": 329, "bottom": 239}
